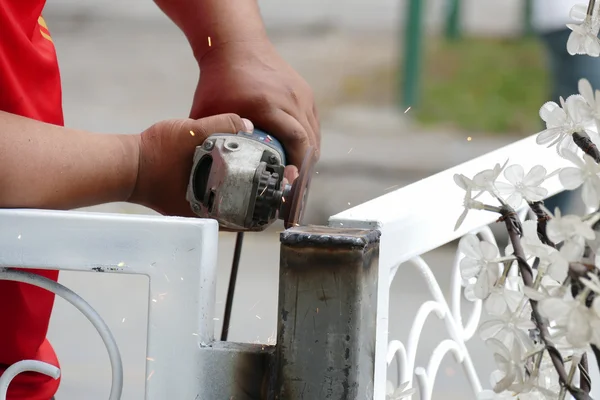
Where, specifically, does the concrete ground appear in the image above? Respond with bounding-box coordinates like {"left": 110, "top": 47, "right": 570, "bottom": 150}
{"left": 36, "top": 5, "right": 533, "bottom": 400}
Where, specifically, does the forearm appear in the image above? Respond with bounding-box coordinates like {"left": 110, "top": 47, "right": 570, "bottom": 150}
{"left": 154, "top": 0, "right": 268, "bottom": 62}
{"left": 0, "top": 111, "right": 139, "bottom": 210}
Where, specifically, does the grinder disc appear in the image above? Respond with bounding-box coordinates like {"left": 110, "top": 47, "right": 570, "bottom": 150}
{"left": 282, "top": 147, "right": 317, "bottom": 229}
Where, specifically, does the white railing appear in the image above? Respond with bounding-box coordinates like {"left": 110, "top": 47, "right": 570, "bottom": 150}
{"left": 0, "top": 209, "right": 219, "bottom": 399}
{"left": 328, "top": 133, "right": 600, "bottom": 400}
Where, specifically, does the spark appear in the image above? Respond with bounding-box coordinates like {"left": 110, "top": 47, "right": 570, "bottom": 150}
{"left": 213, "top": 317, "right": 220, "bottom": 321}
{"left": 281, "top": 197, "right": 286, "bottom": 203}
{"left": 347, "top": 148, "right": 353, "bottom": 154}
{"left": 190, "top": 130, "right": 195, "bottom": 137}
{"left": 404, "top": 106, "right": 411, "bottom": 113}
{"left": 117, "top": 261, "right": 125, "bottom": 267}
{"left": 192, "top": 333, "right": 199, "bottom": 336}
{"left": 384, "top": 184, "right": 399, "bottom": 191}
{"left": 122, "top": 318, "right": 126, "bottom": 323}
{"left": 146, "top": 357, "right": 154, "bottom": 362}
{"left": 347, "top": 202, "right": 351, "bottom": 205}
{"left": 181, "top": 277, "right": 184, "bottom": 281}
{"left": 147, "top": 370, "right": 155, "bottom": 381}
{"left": 249, "top": 300, "right": 260, "bottom": 311}
{"left": 208, "top": 36, "right": 212, "bottom": 46}
{"left": 256, "top": 315, "right": 262, "bottom": 320}
{"left": 467, "top": 136, "right": 472, "bottom": 141}
{"left": 17, "top": 235, "right": 21, "bottom": 240}
{"left": 152, "top": 299, "right": 157, "bottom": 303}
{"left": 315, "top": 171, "right": 319, "bottom": 174}
{"left": 259, "top": 185, "right": 268, "bottom": 197}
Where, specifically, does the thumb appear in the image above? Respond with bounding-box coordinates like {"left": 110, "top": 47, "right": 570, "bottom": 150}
{"left": 187, "top": 113, "right": 254, "bottom": 140}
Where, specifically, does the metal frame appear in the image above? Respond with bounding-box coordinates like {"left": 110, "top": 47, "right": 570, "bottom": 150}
{"left": 0, "top": 209, "right": 219, "bottom": 399}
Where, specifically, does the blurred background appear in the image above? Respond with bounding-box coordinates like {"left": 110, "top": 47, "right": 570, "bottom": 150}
{"left": 39, "top": 0, "right": 592, "bottom": 399}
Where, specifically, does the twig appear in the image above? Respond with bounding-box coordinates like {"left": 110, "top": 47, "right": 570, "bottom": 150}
{"left": 529, "top": 201, "right": 556, "bottom": 248}
{"left": 500, "top": 206, "right": 593, "bottom": 400}
{"left": 580, "top": 353, "right": 591, "bottom": 394}
{"left": 573, "top": 132, "right": 600, "bottom": 164}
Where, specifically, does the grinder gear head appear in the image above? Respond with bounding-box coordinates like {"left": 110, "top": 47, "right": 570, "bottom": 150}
{"left": 186, "top": 129, "right": 316, "bottom": 231}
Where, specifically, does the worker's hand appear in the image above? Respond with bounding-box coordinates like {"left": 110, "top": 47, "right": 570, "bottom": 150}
{"left": 129, "top": 114, "right": 253, "bottom": 217}
{"left": 190, "top": 41, "right": 320, "bottom": 181}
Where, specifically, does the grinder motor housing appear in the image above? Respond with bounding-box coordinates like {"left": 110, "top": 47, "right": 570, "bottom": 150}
{"left": 186, "top": 129, "right": 293, "bottom": 232}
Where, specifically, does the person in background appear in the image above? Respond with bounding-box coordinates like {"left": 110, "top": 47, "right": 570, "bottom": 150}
{"left": 0, "top": 1, "right": 320, "bottom": 399}
{"left": 532, "top": 0, "right": 600, "bottom": 214}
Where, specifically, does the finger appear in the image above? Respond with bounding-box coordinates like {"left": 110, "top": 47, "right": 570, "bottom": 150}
{"left": 310, "top": 104, "right": 322, "bottom": 161}
{"left": 187, "top": 113, "right": 253, "bottom": 143}
{"left": 284, "top": 165, "right": 299, "bottom": 183}
{"left": 252, "top": 109, "right": 309, "bottom": 168}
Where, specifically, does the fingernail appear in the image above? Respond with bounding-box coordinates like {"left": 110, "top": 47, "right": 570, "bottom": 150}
{"left": 242, "top": 118, "right": 254, "bottom": 133}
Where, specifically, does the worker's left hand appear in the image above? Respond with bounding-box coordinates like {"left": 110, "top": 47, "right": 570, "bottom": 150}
{"left": 189, "top": 40, "right": 320, "bottom": 181}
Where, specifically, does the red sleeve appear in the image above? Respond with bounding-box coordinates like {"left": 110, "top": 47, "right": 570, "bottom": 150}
{"left": 0, "top": 1, "right": 64, "bottom": 399}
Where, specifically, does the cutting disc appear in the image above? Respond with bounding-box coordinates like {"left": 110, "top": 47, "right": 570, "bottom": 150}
{"left": 281, "top": 147, "right": 317, "bottom": 229}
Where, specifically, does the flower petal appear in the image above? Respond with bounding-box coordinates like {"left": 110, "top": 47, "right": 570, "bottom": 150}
{"left": 459, "top": 234, "right": 482, "bottom": 259}
{"left": 460, "top": 257, "right": 482, "bottom": 279}
{"left": 566, "top": 307, "right": 591, "bottom": 346}
{"left": 582, "top": 179, "right": 600, "bottom": 210}
{"left": 485, "top": 292, "right": 507, "bottom": 316}
{"left": 504, "top": 165, "right": 524, "bottom": 185}
{"left": 579, "top": 78, "right": 595, "bottom": 106}
{"left": 570, "top": 3, "right": 588, "bottom": 21}
{"left": 538, "top": 298, "right": 571, "bottom": 323}
{"left": 523, "top": 165, "right": 547, "bottom": 186}
{"left": 559, "top": 167, "right": 585, "bottom": 189}
{"left": 480, "top": 240, "right": 499, "bottom": 260}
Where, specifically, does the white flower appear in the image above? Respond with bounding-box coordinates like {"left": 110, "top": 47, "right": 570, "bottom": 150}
{"left": 537, "top": 95, "right": 589, "bottom": 155}
{"left": 386, "top": 381, "right": 415, "bottom": 400}
{"left": 486, "top": 338, "right": 524, "bottom": 393}
{"left": 566, "top": 21, "right": 600, "bottom": 56}
{"left": 546, "top": 208, "right": 594, "bottom": 261}
{"left": 505, "top": 221, "right": 569, "bottom": 281}
{"left": 578, "top": 78, "right": 600, "bottom": 124}
{"left": 559, "top": 149, "right": 600, "bottom": 210}
{"left": 485, "top": 276, "right": 524, "bottom": 316}
{"left": 479, "top": 310, "right": 536, "bottom": 353}
{"left": 538, "top": 296, "right": 600, "bottom": 348}
{"left": 459, "top": 235, "right": 501, "bottom": 299}
{"left": 494, "top": 165, "right": 548, "bottom": 208}
{"left": 472, "top": 160, "right": 509, "bottom": 195}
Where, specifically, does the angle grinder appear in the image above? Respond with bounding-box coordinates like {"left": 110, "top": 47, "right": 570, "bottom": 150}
{"left": 186, "top": 128, "right": 317, "bottom": 340}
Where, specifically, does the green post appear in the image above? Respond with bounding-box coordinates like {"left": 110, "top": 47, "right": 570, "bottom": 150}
{"left": 445, "top": 0, "right": 461, "bottom": 40}
{"left": 401, "top": 0, "right": 424, "bottom": 109}
{"left": 523, "top": 0, "right": 533, "bottom": 36}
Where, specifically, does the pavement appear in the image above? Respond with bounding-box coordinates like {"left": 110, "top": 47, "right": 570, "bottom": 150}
{"left": 37, "top": 7, "right": 530, "bottom": 400}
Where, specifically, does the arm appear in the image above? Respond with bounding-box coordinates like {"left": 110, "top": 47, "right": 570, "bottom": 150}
{"left": 153, "top": 0, "right": 268, "bottom": 62}
{"left": 0, "top": 111, "right": 139, "bottom": 210}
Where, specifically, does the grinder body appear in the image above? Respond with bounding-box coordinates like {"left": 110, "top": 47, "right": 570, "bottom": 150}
{"left": 186, "top": 130, "right": 292, "bottom": 231}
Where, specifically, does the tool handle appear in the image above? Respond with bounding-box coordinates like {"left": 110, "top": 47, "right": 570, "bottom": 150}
{"left": 239, "top": 128, "right": 287, "bottom": 165}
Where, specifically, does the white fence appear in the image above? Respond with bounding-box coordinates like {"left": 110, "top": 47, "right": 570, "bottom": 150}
{"left": 328, "top": 133, "right": 600, "bottom": 399}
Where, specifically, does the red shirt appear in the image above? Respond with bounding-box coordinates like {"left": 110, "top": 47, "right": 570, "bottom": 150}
{"left": 0, "top": 1, "right": 63, "bottom": 399}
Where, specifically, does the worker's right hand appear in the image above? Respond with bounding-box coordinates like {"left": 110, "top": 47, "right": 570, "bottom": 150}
{"left": 128, "top": 113, "right": 253, "bottom": 217}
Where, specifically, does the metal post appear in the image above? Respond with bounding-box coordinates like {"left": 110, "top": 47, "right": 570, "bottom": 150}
{"left": 274, "top": 226, "right": 381, "bottom": 399}
{"left": 523, "top": 0, "right": 533, "bottom": 36}
{"left": 401, "top": 0, "right": 424, "bottom": 109}
{"left": 445, "top": 0, "right": 461, "bottom": 40}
